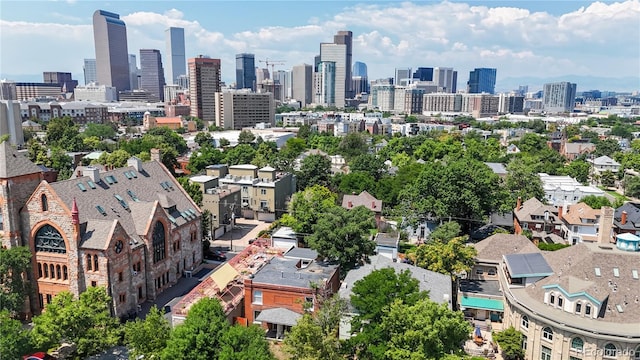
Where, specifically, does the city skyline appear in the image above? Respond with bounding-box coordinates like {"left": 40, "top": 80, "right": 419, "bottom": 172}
{"left": 1, "top": 1, "right": 639, "bottom": 92}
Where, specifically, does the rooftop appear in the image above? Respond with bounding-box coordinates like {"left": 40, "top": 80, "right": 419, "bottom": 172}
{"left": 251, "top": 257, "right": 338, "bottom": 289}
{"left": 473, "top": 233, "right": 539, "bottom": 264}
{"left": 504, "top": 253, "right": 554, "bottom": 277}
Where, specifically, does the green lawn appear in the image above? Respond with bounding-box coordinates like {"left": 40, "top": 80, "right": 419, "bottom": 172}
{"left": 600, "top": 187, "right": 628, "bottom": 202}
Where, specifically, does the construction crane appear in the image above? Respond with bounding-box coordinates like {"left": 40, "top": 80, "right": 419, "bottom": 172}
{"left": 258, "top": 58, "right": 286, "bottom": 79}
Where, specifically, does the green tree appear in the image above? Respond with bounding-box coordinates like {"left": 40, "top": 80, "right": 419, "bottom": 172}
{"left": 336, "top": 171, "right": 376, "bottom": 197}
{"left": 493, "top": 327, "right": 525, "bottom": 360}
{"left": 624, "top": 175, "right": 640, "bottom": 198}
{"left": 146, "top": 127, "right": 188, "bottom": 154}
{"left": 412, "top": 237, "right": 477, "bottom": 280}
{"left": 124, "top": 306, "right": 171, "bottom": 360}
{"left": 307, "top": 206, "right": 376, "bottom": 272}
{"left": 579, "top": 195, "right": 612, "bottom": 209}
{"left": 45, "top": 116, "right": 82, "bottom": 151}
{"left": 297, "top": 124, "right": 312, "bottom": 140}
{"left": 251, "top": 141, "right": 278, "bottom": 168}
{"left": 297, "top": 154, "right": 332, "bottom": 190}
{"left": 82, "top": 136, "right": 102, "bottom": 151}
{"left": 218, "top": 325, "right": 274, "bottom": 360}
{"left": 381, "top": 299, "right": 471, "bottom": 360}
{"left": 0, "top": 246, "right": 32, "bottom": 315}
{"left": 338, "top": 133, "right": 368, "bottom": 160}
{"left": 237, "top": 130, "right": 256, "bottom": 145}
{"left": 219, "top": 137, "right": 230, "bottom": 147}
{"left": 349, "top": 153, "right": 386, "bottom": 180}
{"left": 98, "top": 149, "right": 131, "bottom": 168}
{"left": 594, "top": 138, "right": 621, "bottom": 157}
{"left": 281, "top": 185, "right": 337, "bottom": 235}
{"left": 503, "top": 159, "right": 545, "bottom": 209}
{"left": 194, "top": 132, "right": 213, "bottom": 147}
{"left": 82, "top": 123, "right": 116, "bottom": 140}
{"left": 0, "top": 310, "right": 32, "bottom": 359}
{"left": 224, "top": 144, "right": 256, "bottom": 165}
{"left": 30, "top": 287, "right": 121, "bottom": 358}
{"left": 562, "top": 159, "right": 591, "bottom": 184}
{"left": 600, "top": 170, "right": 616, "bottom": 188}
{"left": 429, "top": 221, "right": 462, "bottom": 243}
{"left": 178, "top": 177, "right": 203, "bottom": 206}
{"left": 161, "top": 298, "right": 229, "bottom": 360}
{"left": 187, "top": 146, "right": 225, "bottom": 174}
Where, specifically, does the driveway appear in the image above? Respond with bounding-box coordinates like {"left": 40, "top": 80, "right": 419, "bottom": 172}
{"left": 210, "top": 218, "right": 272, "bottom": 251}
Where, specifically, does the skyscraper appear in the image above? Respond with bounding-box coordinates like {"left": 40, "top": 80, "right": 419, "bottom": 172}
{"left": 320, "top": 42, "right": 346, "bottom": 108}
{"left": 43, "top": 72, "right": 78, "bottom": 93}
{"left": 92, "top": 10, "right": 130, "bottom": 92}
{"left": 467, "top": 68, "right": 497, "bottom": 94}
{"left": 235, "top": 53, "right": 256, "bottom": 90}
{"left": 543, "top": 82, "right": 577, "bottom": 113}
{"left": 352, "top": 61, "right": 367, "bottom": 78}
{"left": 188, "top": 56, "right": 221, "bottom": 123}
{"left": 395, "top": 68, "right": 412, "bottom": 86}
{"left": 315, "top": 61, "right": 336, "bottom": 107}
{"left": 412, "top": 67, "right": 433, "bottom": 82}
{"left": 165, "top": 27, "right": 186, "bottom": 86}
{"left": 139, "top": 49, "right": 165, "bottom": 102}
{"left": 433, "top": 67, "right": 457, "bottom": 93}
{"left": 129, "top": 54, "right": 139, "bottom": 90}
{"left": 83, "top": 59, "right": 97, "bottom": 85}
{"left": 333, "top": 31, "right": 353, "bottom": 99}
{"left": 292, "top": 64, "right": 313, "bottom": 107}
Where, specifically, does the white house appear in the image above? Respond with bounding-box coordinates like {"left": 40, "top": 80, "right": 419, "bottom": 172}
{"left": 539, "top": 173, "right": 605, "bottom": 206}
{"left": 588, "top": 155, "right": 621, "bottom": 174}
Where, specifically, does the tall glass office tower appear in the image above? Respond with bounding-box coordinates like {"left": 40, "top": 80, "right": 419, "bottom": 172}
{"left": 235, "top": 53, "right": 256, "bottom": 90}
{"left": 352, "top": 61, "right": 367, "bottom": 78}
{"left": 93, "top": 10, "right": 130, "bottom": 92}
{"left": 467, "top": 68, "right": 497, "bottom": 94}
{"left": 139, "top": 49, "right": 165, "bottom": 102}
{"left": 165, "top": 27, "right": 186, "bottom": 86}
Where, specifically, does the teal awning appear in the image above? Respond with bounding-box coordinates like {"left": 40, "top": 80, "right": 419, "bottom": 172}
{"left": 460, "top": 296, "right": 504, "bottom": 312}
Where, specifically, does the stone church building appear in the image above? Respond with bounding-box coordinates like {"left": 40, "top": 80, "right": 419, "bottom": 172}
{"left": 0, "top": 142, "right": 203, "bottom": 319}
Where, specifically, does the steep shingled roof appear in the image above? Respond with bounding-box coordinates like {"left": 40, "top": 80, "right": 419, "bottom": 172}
{"left": 0, "top": 142, "right": 42, "bottom": 179}
{"left": 342, "top": 190, "right": 382, "bottom": 213}
{"left": 472, "top": 233, "right": 539, "bottom": 263}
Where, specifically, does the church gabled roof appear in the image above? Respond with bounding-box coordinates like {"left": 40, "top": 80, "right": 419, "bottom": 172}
{"left": 0, "top": 141, "right": 42, "bottom": 179}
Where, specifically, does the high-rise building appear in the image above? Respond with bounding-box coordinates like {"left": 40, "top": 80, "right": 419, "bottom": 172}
{"left": 139, "top": 49, "right": 165, "bottom": 102}
{"left": 395, "top": 68, "right": 412, "bottom": 86}
{"left": 43, "top": 72, "right": 78, "bottom": 93}
{"left": 412, "top": 67, "right": 433, "bottom": 82}
{"left": 433, "top": 67, "right": 457, "bottom": 93}
{"left": 273, "top": 70, "right": 291, "bottom": 101}
{"left": 83, "top": 59, "right": 97, "bottom": 85}
{"left": 292, "top": 64, "right": 313, "bottom": 107}
{"left": 93, "top": 10, "right": 130, "bottom": 92}
{"left": 498, "top": 93, "right": 525, "bottom": 114}
{"left": 165, "top": 27, "right": 186, "bottom": 86}
{"left": 188, "top": 56, "right": 221, "bottom": 123}
{"left": 235, "top": 53, "right": 256, "bottom": 91}
{"left": 320, "top": 43, "right": 346, "bottom": 108}
{"left": 256, "top": 68, "right": 269, "bottom": 85}
{"left": 333, "top": 31, "right": 353, "bottom": 98}
{"left": 467, "top": 68, "right": 497, "bottom": 94}
{"left": 351, "top": 76, "right": 368, "bottom": 95}
{"left": 0, "top": 100, "right": 23, "bottom": 147}
{"left": 0, "top": 80, "right": 17, "bottom": 101}
{"left": 315, "top": 61, "right": 336, "bottom": 107}
{"left": 129, "top": 54, "right": 139, "bottom": 90}
{"left": 352, "top": 61, "right": 367, "bottom": 78}
{"left": 543, "top": 82, "right": 577, "bottom": 113}
{"left": 214, "top": 90, "right": 274, "bottom": 129}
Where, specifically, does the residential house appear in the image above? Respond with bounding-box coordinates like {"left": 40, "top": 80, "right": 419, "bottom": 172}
{"left": 539, "top": 173, "right": 605, "bottom": 206}
{"left": 373, "top": 232, "right": 399, "bottom": 261}
{"left": 560, "top": 141, "right": 595, "bottom": 160}
{"left": 513, "top": 197, "right": 563, "bottom": 242}
{"left": 613, "top": 202, "right": 640, "bottom": 236}
{"left": 6, "top": 148, "right": 203, "bottom": 319}
{"left": 338, "top": 255, "right": 452, "bottom": 339}
{"left": 201, "top": 184, "right": 241, "bottom": 239}
{"left": 588, "top": 155, "right": 621, "bottom": 175}
{"left": 342, "top": 190, "right": 382, "bottom": 228}
{"left": 244, "top": 251, "right": 340, "bottom": 339}
{"left": 294, "top": 149, "right": 329, "bottom": 171}
{"left": 484, "top": 162, "right": 508, "bottom": 178}
{"left": 559, "top": 202, "right": 610, "bottom": 245}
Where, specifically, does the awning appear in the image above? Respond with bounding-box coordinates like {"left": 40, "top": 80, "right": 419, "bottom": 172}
{"left": 209, "top": 263, "right": 239, "bottom": 290}
{"left": 460, "top": 296, "right": 504, "bottom": 312}
{"left": 255, "top": 307, "right": 302, "bottom": 326}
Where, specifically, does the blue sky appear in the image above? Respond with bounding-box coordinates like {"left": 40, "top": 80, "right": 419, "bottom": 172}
{"left": 1, "top": 0, "right": 639, "bottom": 91}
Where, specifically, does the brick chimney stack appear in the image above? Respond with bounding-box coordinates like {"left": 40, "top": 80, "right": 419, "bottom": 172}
{"left": 71, "top": 197, "right": 80, "bottom": 241}
{"left": 516, "top": 197, "right": 522, "bottom": 211}
{"left": 558, "top": 205, "right": 563, "bottom": 221}
{"left": 621, "top": 210, "right": 628, "bottom": 225}
{"left": 598, "top": 206, "right": 614, "bottom": 244}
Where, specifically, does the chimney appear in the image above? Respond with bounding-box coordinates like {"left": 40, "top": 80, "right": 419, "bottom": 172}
{"left": 150, "top": 148, "right": 162, "bottom": 163}
{"left": 127, "top": 157, "right": 143, "bottom": 172}
{"left": 348, "top": 201, "right": 353, "bottom": 208}
{"left": 598, "top": 206, "right": 614, "bottom": 244}
{"left": 371, "top": 201, "right": 376, "bottom": 209}
{"left": 558, "top": 205, "right": 563, "bottom": 221}
{"left": 516, "top": 196, "right": 522, "bottom": 211}
{"left": 621, "top": 210, "right": 627, "bottom": 225}
{"left": 82, "top": 166, "right": 100, "bottom": 183}
{"left": 71, "top": 197, "right": 79, "bottom": 225}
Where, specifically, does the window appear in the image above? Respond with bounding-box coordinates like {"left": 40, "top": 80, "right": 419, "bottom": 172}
{"left": 87, "top": 180, "right": 96, "bottom": 189}
{"left": 77, "top": 183, "right": 87, "bottom": 191}
{"left": 305, "top": 297, "right": 315, "bottom": 311}
{"left": 558, "top": 296, "right": 563, "bottom": 308}
{"left": 94, "top": 255, "right": 99, "bottom": 271}
{"left": 50, "top": 264, "right": 54, "bottom": 279}
{"left": 633, "top": 269, "right": 639, "bottom": 280}
{"left": 253, "top": 310, "right": 262, "bottom": 324}
{"left": 550, "top": 294, "right": 555, "bottom": 305}
{"left": 41, "top": 194, "right": 48, "bottom": 211}
{"left": 594, "top": 267, "right": 601, "bottom": 277}
{"left": 152, "top": 221, "right": 166, "bottom": 263}
{"left": 119, "top": 294, "right": 126, "bottom": 303}
{"left": 571, "top": 337, "right": 584, "bottom": 352}
{"left": 63, "top": 266, "right": 68, "bottom": 280}
{"left": 635, "top": 346, "right": 640, "bottom": 360}
{"left": 43, "top": 263, "right": 49, "bottom": 277}
{"left": 0, "top": 212, "right": 3, "bottom": 231}
{"left": 37, "top": 263, "right": 43, "bottom": 278}
{"left": 260, "top": 201, "right": 268, "bottom": 210}
{"left": 118, "top": 272, "right": 123, "bottom": 282}
{"left": 522, "top": 335, "right": 527, "bottom": 350}
{"left": 604, "top": 343, "right": 617, "bottom": 358}
{"left": 138, "top": 286, "right": 143, "bottom": 300}
{"left": 575, "top": 302, "right": 582, "bottom": 313}
{"left": 260, "top": 188, "right": 267, "bottom": 195}
{"left": 56, "top": 265, "right": 61, "bottom": 279}
{"left": 87, "top": 254, "right": 92, "bottom": 271}
{"left": 35, "top": 225, "right": 66, "bottom": 253}
{"left": 253, "top": 290, "right": 263, "bottom": 305}
{"left": 522, "top": 222, "right": 529, "bottom": 229}
{"left": 476, "top": 269, "right": 484, "bottom": 275}
{"left": 46, "top": 294, "right": 52, "bottom": 304}
{"left": 521, "top": 315, "right": 529, "bottom": 329}
{"left": 613, "top": 268, "right": 619, "bottom": 277}
{"left": 541, "top": 346, "right": 552, "bottom": 360}
{"left": 542, "top": 327, "right": 553, "bottom": 341}
{"left": 91, "top": 281, "right": 97, "bottom": 287}
{"left": 96, "top": 205, "right": 107, "bottom": 216}
{"left": 488, "top": 269, "right": 496, "bottom": 276}
{"left": 585, "top": 304, "right": 591, "bottom": 316}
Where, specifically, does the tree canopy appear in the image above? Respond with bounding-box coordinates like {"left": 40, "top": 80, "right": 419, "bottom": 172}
{"left": 124, "top": 306, "right": 171, "bottom": 360}
{"left": 0, "top": 246, "right": 32, "bottom": 316}
{"left": 493, "top": 327, "right": 525, "bottom": 360}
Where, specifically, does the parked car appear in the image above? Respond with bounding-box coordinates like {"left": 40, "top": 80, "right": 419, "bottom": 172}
{"left": 204, "top": 250, "right": 226, "bottom": 261}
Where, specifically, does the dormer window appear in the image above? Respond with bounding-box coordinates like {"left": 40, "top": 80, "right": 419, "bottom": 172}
{"left": 557, "top": 296, "right": 563, "bottom": 308}
{"left": 550, "top": 294, "right": 555, "bottom": 305}
{"left": 585, "top": 303, "right": 592, "bottom": 316}
{"left": 575, "top": 302, "right": 582, "bottom": 314}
